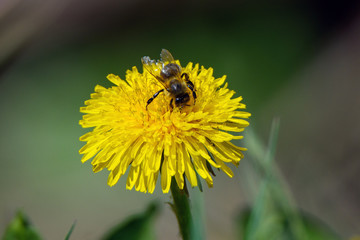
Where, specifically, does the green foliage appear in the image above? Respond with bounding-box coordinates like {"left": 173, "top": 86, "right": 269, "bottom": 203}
{"left": 237, "top": 208, "right": 340, "bottom": 240}
{"left": 2, "top": 204, "right": 160, "bottom": 240}
{"left": 101, "top": 202, "right": 159, "bottom": 240}
{"left": 2, "top": 119, "right": 342, "bottom": 240}
{"left": 2, "top": 211, "right": 42, "bottom": 240}
{"left": 236, "top": 119, "right": 340, "bottom": 240}
{"left": 64, "top": 221, "right": 76, "bottom": 240}
{"left": 2, "top": 120, "right": 342, "bottom": 240}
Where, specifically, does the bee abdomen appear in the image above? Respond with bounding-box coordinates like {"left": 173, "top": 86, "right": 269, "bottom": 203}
{"left": 175, "top": 93, "right": 190, "bottom": 106}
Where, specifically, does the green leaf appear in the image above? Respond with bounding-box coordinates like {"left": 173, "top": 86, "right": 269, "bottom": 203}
{"left": 237, "top": 119, "right": 340, "bottom": 240}
{"left": 102, "top": 202, "right": 159, "bottom": 240}
{"left": 300, "top": 212, "right": 340, "bottom": 240}
{"left": 2, "top": 211, "right": 42, "bottom": 240}
{"left": 236, "top": 208, "right": 340, "bottom": 240}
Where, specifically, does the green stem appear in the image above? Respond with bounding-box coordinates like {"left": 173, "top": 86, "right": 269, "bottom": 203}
{"left": 170, "top": 179, "right": 193, "bottom": 240}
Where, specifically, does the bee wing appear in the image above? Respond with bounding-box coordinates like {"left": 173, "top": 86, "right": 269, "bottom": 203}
{"left": 160, "top": 49, "right": 183, "bottom": 79}
{"left": 160, "top": 49, "right": 175, "bottom": 63}
{"left": 141, "top": 56, "right": 167, "bottom": 88}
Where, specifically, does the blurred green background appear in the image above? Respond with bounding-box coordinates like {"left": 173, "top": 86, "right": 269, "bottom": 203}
{"left": 1, "top": 0, "right": 359, "bottom": 239}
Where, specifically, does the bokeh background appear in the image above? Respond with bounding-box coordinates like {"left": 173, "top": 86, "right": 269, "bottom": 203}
{"left": 1, "top": 0, "right": 359, "bottom": 239}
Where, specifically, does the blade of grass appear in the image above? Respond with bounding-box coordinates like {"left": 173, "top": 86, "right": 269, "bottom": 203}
{"left": 243, "top": 118, "right": 308, "bottom": 239}
{"left": 64, "top": 221, "right": 76, "bottom": 240}
{"left": 239, "top": 118, "right": 340, "bottom": 240}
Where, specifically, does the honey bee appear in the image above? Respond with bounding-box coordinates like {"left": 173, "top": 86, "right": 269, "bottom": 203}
{"left": 142, "top": 49, "right": 196, "bottom": 110}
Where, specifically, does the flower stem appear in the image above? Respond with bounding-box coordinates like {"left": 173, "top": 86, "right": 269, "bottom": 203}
{"left": 170, "top": 179, "right": 193, "bottom": 240}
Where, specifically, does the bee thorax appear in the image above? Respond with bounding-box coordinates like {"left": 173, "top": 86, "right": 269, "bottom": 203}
{"left": 169, "top": 79, "right": 186, "bottom": 94}
{"left": 170, "top": 81, "right": 181, "bottom": 92}
{"left": 160, "top": 63, "right": 181, "bottom": 79}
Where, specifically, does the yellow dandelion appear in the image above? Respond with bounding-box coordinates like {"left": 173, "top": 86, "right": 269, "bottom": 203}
{"left": 79, "top": 49, "right": 250, "bottom": 193}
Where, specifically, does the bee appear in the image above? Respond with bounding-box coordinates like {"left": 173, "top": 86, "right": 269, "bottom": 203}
{"left": 142, "top": 49, "right": 196, "bottom": 110}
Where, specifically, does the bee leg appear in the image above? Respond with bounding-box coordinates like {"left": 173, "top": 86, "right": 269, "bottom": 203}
{"left": 181, "top": 72, "right": 190, "bottom": 82}
{"left": 169, "top": 98, "right": 174, "bottom": 110}
{"left": 187, "top": 82, "right": 197, "bottom": 103}
{"left": 189, "top": 86, "right": 196, "bottom": 102}
{"left": 181, "top": 73, "right": 197, "bottom": 103}
{"left": 146, "top": 89, "right": 164, "bottom": 110}
{"left": 181, "top": 73, "right": 197, "bottom": 104}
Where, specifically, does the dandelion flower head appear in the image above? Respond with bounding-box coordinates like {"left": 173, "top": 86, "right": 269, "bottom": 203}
{"left": 79, "top": 49, "right": 250, "bottom": 193}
